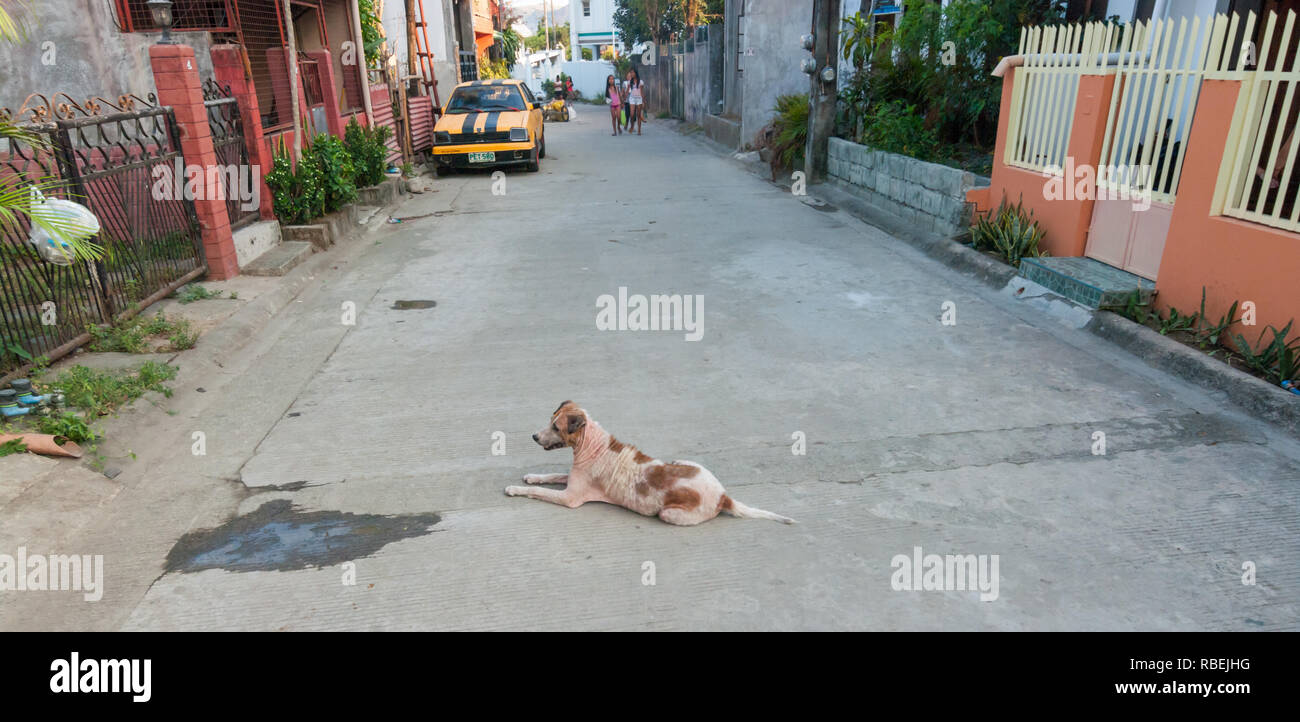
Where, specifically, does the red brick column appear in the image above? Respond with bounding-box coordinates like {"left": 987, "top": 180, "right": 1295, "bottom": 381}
{"left": 150, "top": 43, "right": 239, "bottom": 279}
{"left": 306, "top": 50, "right": 344, "bottom": 137}
{"left": 210, "top": 44, "right": 276, "bottom": 221}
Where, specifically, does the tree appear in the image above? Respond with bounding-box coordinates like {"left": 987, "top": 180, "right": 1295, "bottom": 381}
{"left": 613, "top": 0, "right": 682, "bottom": 47}
{"left": 495, "top": 27, "right": 521, "bottom": 69}
{"left": 524, "top": 20, "right": 570, "bottom": 54}
{"left": 613, "top": 0, "right": 724, "bottom": 49}
{"left": 357, "top": 0, "right": 384, "bottom": 68}
{"left": 498, "top": 0, "right": 524, "bottom": 29}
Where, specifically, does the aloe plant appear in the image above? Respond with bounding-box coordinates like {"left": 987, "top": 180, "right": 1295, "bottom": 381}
{"left": 1234, "top": 321, "right": 1300, "bottom": 385}
{"left": 970, "top": 197, "right": 1046, "bottom": 268}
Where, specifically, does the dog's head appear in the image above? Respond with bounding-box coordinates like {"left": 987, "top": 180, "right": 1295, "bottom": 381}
{"left": 533, "top": 400, "right": 587, "bottom": 451}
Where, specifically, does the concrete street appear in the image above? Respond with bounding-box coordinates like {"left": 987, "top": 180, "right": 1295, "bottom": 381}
{"left": 4, "top": 107, "right": 1299, "bottom": 631}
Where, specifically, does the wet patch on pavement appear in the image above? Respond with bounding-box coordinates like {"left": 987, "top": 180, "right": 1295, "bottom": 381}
{"left": 391, "top": 300, "right": 437, "bottom": 310}
{"left": 164, "top": 499, "right": 441, "bottom": 574}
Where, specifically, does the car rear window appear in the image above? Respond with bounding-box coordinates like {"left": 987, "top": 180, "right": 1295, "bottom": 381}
{"left": 446, "top": 85, "right": 526, "bottom": 114}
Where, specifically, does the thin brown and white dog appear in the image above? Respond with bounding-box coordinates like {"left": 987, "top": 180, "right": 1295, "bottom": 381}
{"left": 505, "top": 401, "right": 794, "bottom": 526}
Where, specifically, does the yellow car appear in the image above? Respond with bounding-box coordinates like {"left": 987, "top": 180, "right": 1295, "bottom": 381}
{"left": 432, "top": 79, "right": 546, "bottom": 175}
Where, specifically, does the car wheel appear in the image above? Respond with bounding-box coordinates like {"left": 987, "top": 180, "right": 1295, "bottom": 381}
{"left": 561, "top": 108, "right": 569, "bottom": 122}
{"left": 539, "top": 132, "right": 546, "bottom": 159}
{"left": 527, "top": 147, "right": 540, "bottom": 173}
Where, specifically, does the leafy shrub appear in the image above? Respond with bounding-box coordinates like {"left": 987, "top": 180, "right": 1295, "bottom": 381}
{"left": 344, "top": 119, "right": 393, "bottom": 189}
{"left": 970, "top": 197, "right": 1046, "bottom": 267}
{"left": 838, "top": 1, "right": 1065, "bottom": 161}
{"left": 862, "top": 100, "right": 939, "bottom": 162}
{"left": 266, "top": 132, "right": 361, "bottom": 223}
{"left": 307, "top": 133, "right": 357, "bottom": 213}
{"left": 264, "top": 150, "right": 324, "bottom": 225}
{"left": 37, "top": 411, "right": 96, "bottom": 443}
{"left": 482, "top": 58, "right": 511, "bottom": 79}
{"left": 770, "top": 94, "right": 809, "bottom": 172}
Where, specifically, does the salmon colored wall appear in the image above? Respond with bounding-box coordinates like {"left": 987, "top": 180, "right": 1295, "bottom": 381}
{"left": 1155, "top": 78, "right": 1300, "bottom": 345}
{"left": 968, "top": 69, "right": 1118, "bottom": 258}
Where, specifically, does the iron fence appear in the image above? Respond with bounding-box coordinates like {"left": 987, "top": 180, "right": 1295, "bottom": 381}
{"left": 204, "top": 79, "right": 259, "bottom": 230}
{"left": 459, "top": 50, "right": 479, "bottom": 82}
{"left": 0, "top": 92, "right": 206, "bottom": 374}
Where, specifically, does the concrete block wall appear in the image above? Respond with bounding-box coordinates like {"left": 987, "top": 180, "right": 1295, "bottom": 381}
{"left": 828, "top": 138, "right": 979, "bottom": 239}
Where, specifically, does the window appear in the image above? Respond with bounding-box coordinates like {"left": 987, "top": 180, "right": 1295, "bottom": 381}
{"left": 118, "top": 0, "right": 234, "bottom": 33}
{"left": 583, "top": 1, "right": 591, "bottom": 17}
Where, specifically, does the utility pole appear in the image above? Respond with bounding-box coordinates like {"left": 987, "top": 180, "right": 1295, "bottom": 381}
{"left": 282, "top": 0, "right": 302, "bottom": 163}
{"left": 804, "top": 0, "right": 840, "bottom": 182}
{"left": 406, "top": 0, "right": 418, "bottom": 88}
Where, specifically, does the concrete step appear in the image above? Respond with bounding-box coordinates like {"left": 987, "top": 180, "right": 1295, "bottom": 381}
{"left": 240, "top": 241, "right": 314, "bottom": 277}
{"left": 1019, "top": 256, "right": 1155, "bottom": 309}
{"left": 233, "top": 220, "right": 282, "bottom": 268}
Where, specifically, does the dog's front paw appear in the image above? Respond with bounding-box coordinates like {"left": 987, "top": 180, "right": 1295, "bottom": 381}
{"left": 504, "top": 485, "right": 528, "bottom": 497}
{"left": 522, "top": 474, "right": 547, "bottom": 484}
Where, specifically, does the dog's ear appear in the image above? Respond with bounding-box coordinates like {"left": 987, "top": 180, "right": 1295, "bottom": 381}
{"left": 566, "top": 413, "right": 586, "bottom": 434}
{"left": 553, "top": 400, "right": 573, "bottom": 416}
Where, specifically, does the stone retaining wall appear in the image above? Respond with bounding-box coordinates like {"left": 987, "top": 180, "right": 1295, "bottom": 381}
{"left": 827, "top": 137, "right": 983, "bottom": 238}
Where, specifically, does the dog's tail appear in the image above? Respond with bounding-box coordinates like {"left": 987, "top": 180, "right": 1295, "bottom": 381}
{"left": 718, "top": 494, "right": 795, "bottom": 524}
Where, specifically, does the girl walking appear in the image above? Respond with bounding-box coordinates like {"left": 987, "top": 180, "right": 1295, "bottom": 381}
{"left": 606, "top": 75, "right": 623, "bottom": 136}
{"left": 626, "top": 68, "right": 644, "bottom": 135}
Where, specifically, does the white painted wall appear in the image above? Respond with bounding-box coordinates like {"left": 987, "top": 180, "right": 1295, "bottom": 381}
{"left": 513, "top": 49, "right": 566, "bottom": 96}
{"left": 558, "top": 58, "right": 617, "bottom": 99}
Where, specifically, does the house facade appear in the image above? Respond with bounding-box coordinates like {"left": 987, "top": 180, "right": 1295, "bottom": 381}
{"left": 968, "top": 3, "right": 1300, "bottom": 342}
{"left": 568, "top": 0, "right": 616, "bottom": 59}
{"left": 0, "top": 0, "right": 472, "bottom": 284}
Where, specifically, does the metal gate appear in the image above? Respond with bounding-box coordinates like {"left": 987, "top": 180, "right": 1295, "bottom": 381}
{"left": 203, "top": 79, "right": 259, "bottom": 230}
{"left": 670, "top": 42, "right": 686, "bottom": 119}
{"left": 0, "top": 92, "right": 206, "bottom": 374}
{"left": 1088, "top": 13, "right": 1238, "bottom": 280}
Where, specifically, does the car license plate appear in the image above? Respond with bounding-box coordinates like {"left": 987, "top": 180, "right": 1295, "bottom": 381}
{"left": 468, "top": 152, "right": 495, "bottom": 163}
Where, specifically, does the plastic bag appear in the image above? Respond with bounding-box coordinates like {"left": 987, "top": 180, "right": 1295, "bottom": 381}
{"left": 621, "top": 107, "right": 627, "bottom": 126}
{"left": 26, "top": 187, "right": 99, "bottom": 266}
